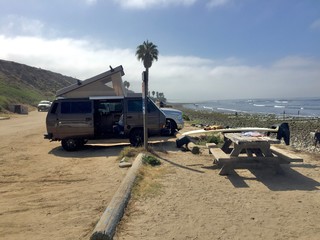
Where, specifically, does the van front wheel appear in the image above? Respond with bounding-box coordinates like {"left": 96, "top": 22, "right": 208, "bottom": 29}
{"left": 61, "top": 138, "right": 79, "bottom": 151}
{"left": 129, "top": 129, "right": 143, "bottom": 147}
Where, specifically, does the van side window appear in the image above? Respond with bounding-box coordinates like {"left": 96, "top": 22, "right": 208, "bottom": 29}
{"left": 50, "top": 102, "right": 58, "bottom": 114}
{"left": 97, "top": 101, "right": 123, "bottom": 115}
{"left": 128, "top": 100, "right": 142, "bottom": 112}
{"left": 61, "top": 101, "right": 91, "bottom": 114}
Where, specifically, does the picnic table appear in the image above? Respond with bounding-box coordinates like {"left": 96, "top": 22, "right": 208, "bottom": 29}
{"left": 209, "top": 132, "right": 303, "bottom": 175}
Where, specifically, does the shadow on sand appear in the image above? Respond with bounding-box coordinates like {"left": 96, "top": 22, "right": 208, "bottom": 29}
{"left": 215, "top": 164, "right": 320, "bottom": 191}
{"left": 48, "top": 143, "right": 129, "bottom": 158}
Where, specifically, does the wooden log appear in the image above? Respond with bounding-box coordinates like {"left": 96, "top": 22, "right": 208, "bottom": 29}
{"left": 91, "top": 153, "right": 143, "bottom": 240}
{"left": 186, "top": 142, "right": 200, "bottom": 154}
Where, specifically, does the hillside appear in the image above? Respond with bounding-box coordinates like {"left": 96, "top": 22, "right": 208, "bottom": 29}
{"left": 0, "top": 59, "right": 78, "bottom": 112}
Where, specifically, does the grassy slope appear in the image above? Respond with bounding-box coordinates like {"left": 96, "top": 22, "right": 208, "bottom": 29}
{"left": 0, "top": 60, "right": 77, "bottom": 112}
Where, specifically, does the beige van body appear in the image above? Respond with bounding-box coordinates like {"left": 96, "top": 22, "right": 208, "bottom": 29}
{"left": 44, "top": 96, "right": 169, "bottom": 151}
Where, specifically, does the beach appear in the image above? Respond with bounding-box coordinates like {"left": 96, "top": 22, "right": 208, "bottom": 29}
{"left": 114, "top": 106, "right": 320, "bottom": 239}
{"left": 115, "top": 121, "right": 320, "bottom": 240}
{"left": 1, "top": 109, "right": 320, "bottom": 240}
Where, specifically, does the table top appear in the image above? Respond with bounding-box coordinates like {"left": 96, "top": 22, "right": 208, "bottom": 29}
{"left": 224, "top": 132, "right": 281, "bottom": 144}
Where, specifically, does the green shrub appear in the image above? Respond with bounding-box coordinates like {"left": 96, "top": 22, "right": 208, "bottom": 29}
{"left": 182, "top": 113, "right": 190, "bottom": 121}
{"left": 197, "top": 133, "right": 223, "bottom": 146}
{"left": 142, "top": 155, "right": 161, "bottom": 166}
{"left": 206, "top": 134, "right": 222, "bottom": 144}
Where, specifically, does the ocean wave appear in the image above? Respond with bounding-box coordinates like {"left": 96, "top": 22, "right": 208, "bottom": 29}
{"left": 217, "top": 107, "right": 240, "bottom": 112}
{"left": 275, "top": 100, "right": 288, "bottom": 104}
{"left": 274, "top": 105, "right": 285, "bottom": 108}
{"left": 253, "top": 104, "right": 265, "bottom": 107}
{"left": 203, "top": 106, "right": 213, "bottom": 111}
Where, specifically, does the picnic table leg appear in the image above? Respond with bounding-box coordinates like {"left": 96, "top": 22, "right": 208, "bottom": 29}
{"left": 221, "top": 138, "right": 232, "bottom": 153}
{"left": 258, "top": 143, "right": 285, "bottom": 174}
{"left": 230, "top": 144, "right": 243, "bottom": 156}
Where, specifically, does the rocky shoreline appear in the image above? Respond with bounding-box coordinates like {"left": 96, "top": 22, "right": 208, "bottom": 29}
{"left": 175, "top": 105, "right": 320, "bottom": 153}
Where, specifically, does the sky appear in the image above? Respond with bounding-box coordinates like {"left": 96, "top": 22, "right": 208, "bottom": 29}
{"left": 0, "top": 0, "right": 319, "bottom": 102}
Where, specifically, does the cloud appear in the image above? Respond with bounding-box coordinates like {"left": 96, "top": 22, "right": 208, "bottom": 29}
{"left": 310, "top": 18, "right": 320, "bottom": 30}
{"left": 85, "top": 0, "right": 98, "bottom": 5}
{"left": 0, "top": 15, "right": 45, "bottom": 36}
{"left": 112, "top": 0, "right": 196, "bottom": 9}
{"left": 206, "top": 0, "right": 232, "bottom": 8}
{"left": 0, "top": 35, "right": 319, "bottom": 102}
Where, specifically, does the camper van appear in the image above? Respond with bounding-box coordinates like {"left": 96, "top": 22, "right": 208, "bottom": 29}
{"left": 44, "top": 96, "right": 172, "bottom": 151}
{"left": 44, "top": 65, "right": 182, "bottom": 150}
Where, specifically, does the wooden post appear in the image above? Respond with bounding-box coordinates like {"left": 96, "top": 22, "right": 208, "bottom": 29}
{"left": 142, "top": 69, "right": 149, "bottom": 150}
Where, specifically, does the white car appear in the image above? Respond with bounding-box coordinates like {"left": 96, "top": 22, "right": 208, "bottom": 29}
{"left": 161, "top": 107, "right": 184, "bottom": 134}
{"left": 37, "top": 100, "right": 52, "bottom": 112}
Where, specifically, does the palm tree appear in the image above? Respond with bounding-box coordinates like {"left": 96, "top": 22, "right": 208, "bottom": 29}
{"left": 135, "top": 40, "right": 159, "bottom": 149}
{"left": 123, "top": 80, "right": 130, "bottom": 89}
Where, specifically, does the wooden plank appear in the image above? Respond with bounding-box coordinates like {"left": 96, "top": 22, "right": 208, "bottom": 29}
{"left": 224, "top": 133, "right": 280, "bottom": 144}
{"left": 206, "top": 143, "right": 217, "bottom": 148}
{"left": 270, "top": 146, "right": 303, "bottom": 162}
{"left": 210, "top": 148, "right": 230, "bottom": 161}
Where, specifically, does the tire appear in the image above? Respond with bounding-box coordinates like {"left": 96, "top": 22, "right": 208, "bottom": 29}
{"left": 61, "top": 138, "right": 79, "bottom": 151}
{"left": 166, "top": 119, "right": 178, "bottom": 136}
{"left": 78, "top": 139, "right": 88, "bottom": 148}
{"left": 129, "top": 129, "right": 144, "bottom": 147}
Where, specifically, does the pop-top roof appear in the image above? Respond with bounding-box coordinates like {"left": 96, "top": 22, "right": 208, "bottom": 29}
{"left": 56, "top": 65, "right": 126, "bottom": 98}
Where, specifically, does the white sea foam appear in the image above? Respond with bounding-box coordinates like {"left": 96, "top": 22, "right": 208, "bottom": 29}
{"left": 217, "top": 107, "right": 238, "bottom": 112}
{"left": 275, "top": 100, "right": 288, "bottom": 104}
{"left": 203, "top": 106, "right": 213, "bottom": 111}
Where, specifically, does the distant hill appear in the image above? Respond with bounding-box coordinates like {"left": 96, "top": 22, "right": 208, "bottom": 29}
{"left": 0, "top": 59, "right": 78, "bottom": 112}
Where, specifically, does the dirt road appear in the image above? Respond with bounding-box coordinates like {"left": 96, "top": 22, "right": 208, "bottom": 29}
{"left": 0, "top": 111, "right": 128, "bottom": 240}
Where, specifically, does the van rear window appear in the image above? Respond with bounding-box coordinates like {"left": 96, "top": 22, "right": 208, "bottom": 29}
{"left": 61, "top": 101, "right": 91, "bottom": 114}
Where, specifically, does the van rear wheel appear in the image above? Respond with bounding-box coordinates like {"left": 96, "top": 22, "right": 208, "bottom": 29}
{"left": 61, "top": 138, "right": 79, "bottom": 151}
{"left": 129, "top": 129, "right": 143, "bottom": 147}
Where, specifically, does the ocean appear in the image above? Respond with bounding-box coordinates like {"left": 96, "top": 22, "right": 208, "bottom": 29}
{"left": 183, "top": 98, "right": 320, "bottom": 117}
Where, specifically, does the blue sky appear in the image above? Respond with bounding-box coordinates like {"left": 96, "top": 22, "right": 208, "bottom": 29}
{"left": 0, "top": 0, "right": 319, "bottom": 102}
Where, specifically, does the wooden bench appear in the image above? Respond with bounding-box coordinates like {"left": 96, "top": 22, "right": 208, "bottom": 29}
{"left": 270, "top": 145, "right": 303, "bottom": 163}
{"left": 209, "top": 148, "right": 237, "bottom": 175}
{"left": 206, "top": 143, "right": 217, "bottom": 148}
{"left": 210, "top": 147, "right": 288, "bottom": 175}
{"left": 209, "top": 148, "right": 230, "bottom": 161}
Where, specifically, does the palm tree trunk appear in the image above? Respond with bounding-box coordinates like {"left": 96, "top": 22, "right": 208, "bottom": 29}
{"left": 143, "top": 68, "right": 149, "bottom": 150}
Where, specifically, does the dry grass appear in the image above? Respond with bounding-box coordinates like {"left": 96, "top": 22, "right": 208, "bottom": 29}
{"left": 132, "top": 163, "right": 171, "bottom": 200}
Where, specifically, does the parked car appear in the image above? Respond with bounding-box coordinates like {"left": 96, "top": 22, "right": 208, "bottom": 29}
{"left": 37, "top": 100, "right": 52, "bottom": 112}
{"left": 161, "top": 107, "right": 184, "bottom": 134}
{"left": 44, "top": 96, "right": 173, "bottom": 151}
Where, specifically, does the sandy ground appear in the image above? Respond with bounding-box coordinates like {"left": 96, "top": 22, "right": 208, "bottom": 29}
{"left": 0, "top": 111, "right": 128, "bottom": 240}
{"left": 115, "top": 134, "right": 320, "bottom": 239}
{"left": 1, "top": 112, "right": 320, "bottom": 240}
